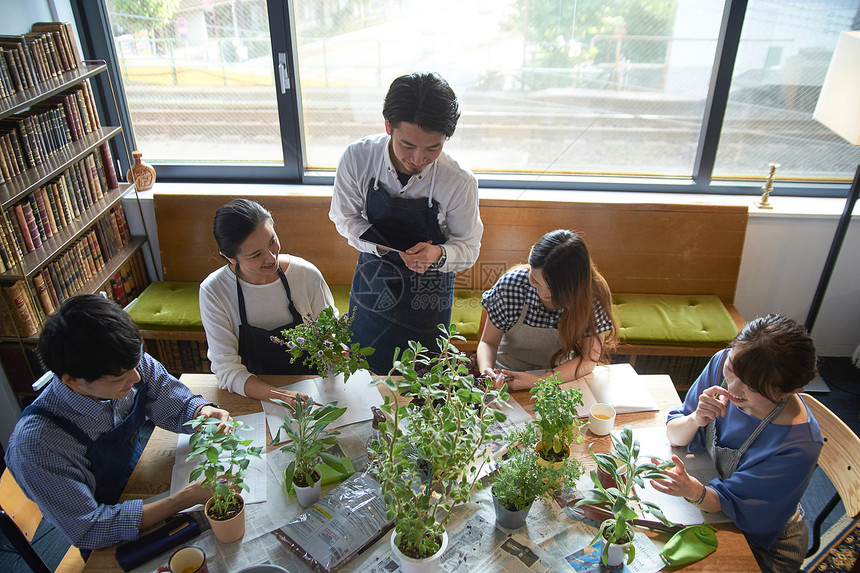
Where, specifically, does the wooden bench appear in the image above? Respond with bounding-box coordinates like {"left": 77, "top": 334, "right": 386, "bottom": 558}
{"left": 130, "top": 193, "right": 747, "bottom": 374}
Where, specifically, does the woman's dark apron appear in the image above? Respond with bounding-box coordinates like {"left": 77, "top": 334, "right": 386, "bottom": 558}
{"left": 349, "top": 178, "right": 453, "bottom": 374}
{"left": 21, "top": 379, "right": 149, "bottom": 506}
{"left": 236, "top": 265, "right": 314, "bottom": 375}
{"left": 704, "top": 360, "right": 807, "bottom": 573}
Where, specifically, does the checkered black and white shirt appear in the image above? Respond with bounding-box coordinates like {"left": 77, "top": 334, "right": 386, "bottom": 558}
{"left": 481, "top": 267, "right": 613, "bottom": 336}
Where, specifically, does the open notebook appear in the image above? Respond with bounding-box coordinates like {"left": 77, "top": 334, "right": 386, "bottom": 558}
{"left": 564, "top": 363, "right": 659, "bottom": 417}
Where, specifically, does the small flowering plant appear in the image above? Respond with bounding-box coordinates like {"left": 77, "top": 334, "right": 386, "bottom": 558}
{"left": 271, "top": 306, "right": 374, "bottom": 379}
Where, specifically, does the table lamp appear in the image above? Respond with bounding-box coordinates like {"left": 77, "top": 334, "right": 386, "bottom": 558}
{"left": 805, "top": 30, "right": 860, "bottom": 333}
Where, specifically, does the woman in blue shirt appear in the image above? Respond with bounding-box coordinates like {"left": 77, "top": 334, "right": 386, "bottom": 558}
{"left": 651, "top": 314, "right": 822, "bottom": 573}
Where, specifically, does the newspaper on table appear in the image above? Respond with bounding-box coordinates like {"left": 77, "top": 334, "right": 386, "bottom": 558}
{"left": 271, "top": 472, "right": 393, "bottom": 572}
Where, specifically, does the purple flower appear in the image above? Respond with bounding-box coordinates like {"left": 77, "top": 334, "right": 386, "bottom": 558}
{"left": 296, "top": 336, "right": 305, "bottom": 345}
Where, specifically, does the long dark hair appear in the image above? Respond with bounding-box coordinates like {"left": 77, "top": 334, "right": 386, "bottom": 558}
{"left": 213, "top": 199, "right": 273, "bottom": 260}
{"left": 528, "top": 229, "right": 616, "bottom": 367}
{"left": 730, "top": 314, "right": 817, "bottom": 402}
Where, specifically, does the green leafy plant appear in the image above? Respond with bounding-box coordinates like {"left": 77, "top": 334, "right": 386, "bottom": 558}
{"left": 370, "top": 325, "right": 508, "bottom": 560}
{"left": 272, "top": 398, "right": 347, "bottom": 488}
{"left": 529, "top": 374, "right": 585, "bottom": 461}
{"left": 572, "top": 424, "right": 675, "bottom": 565}
{"left": 492, "top": 424, "right": 583, "bottom": 512}
{"left": 185, "top": 417, "right": 263, "bottom": 520}
{"left": 272, "top": 307, "right": 375, "bottom": 378}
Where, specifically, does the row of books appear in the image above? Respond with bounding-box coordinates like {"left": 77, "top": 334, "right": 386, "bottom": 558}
{"left": 97, "top": 249, "right": 150, "bottom": 308}
{"left": 144, "top": 338, "right": 211, "bottom": 374}
{"left": 0, "top": 144, "right": 119, "bottom": 273}
{"left": 0, "top": 204, "right": 134, "bottom": 337}
{"left": 0, "top": 78, "right": 107, "bottom": 183}
{"left": 0, "top": 22, "right": 83, "bottom": 99}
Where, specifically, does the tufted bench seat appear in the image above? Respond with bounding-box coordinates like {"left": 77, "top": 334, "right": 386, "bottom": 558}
{"left": 136, "top": 193, "right": 748, "bottom": 378}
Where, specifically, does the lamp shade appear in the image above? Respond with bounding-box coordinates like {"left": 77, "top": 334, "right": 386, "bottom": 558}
{"left": 813, "top": 31, "right": 860, "bottom": 145}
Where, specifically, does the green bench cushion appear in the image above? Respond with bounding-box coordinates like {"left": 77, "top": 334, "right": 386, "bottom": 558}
{"left": 127, "top": 281, "right": 204, "bottom": 331}
{"left": 612, "top": 293, "right": 738, "bottom": 346}
{"left": 330, "top": 285, "right": 483, "bottom": 339}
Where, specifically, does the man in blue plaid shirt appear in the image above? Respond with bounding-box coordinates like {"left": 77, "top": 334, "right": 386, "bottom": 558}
{"left": 5, "top": 294, "right": 231, "bottom": 551}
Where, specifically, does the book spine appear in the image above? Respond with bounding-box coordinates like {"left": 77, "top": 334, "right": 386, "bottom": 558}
{"left": 114, "top": 203, "right": 130, "bottom": 243}
{"left": 121, "top": 259, "right": 136, "bottom": 299}
{"left": 47, "top": 262, "right": 65, "bottom": 302}
{"left": 110, "top": 272, "right": 128, "bottom": 306}
{"left": 1, "top": 281, "right": 39, "bottom": 338}
{"left": 42, "top": 268, "right": 60, "bottom": 311}
{"left": 93, "top": 149, "right": 109, "bottom": 195}
{"left": 21, "top": 200, "right": 42, "bottom": 249}
{"left": 86, "top": 231, "right": 104, "bottom": 270}
{"left": 12, "top": 204, "right": 34, "bottom": 252}
{"left": 86, "top": 153, "right": 104, "bottom": 200}
{"left": 99, "top": 142, "right": 119, "bottom": 189}
{"left": 28, "top": 194, "right": 47, "bottom": 242}
{"left": 82, "top": 80, "right": 101, "bottom": 130}
{"left": 59, "top": 171, "right": 80, "bottom": 218}
{"left": 32, "top": 272, "right": 55, "bottom": 315}
{"left": 40, "top": 187, "right": 59, "bottom": 235}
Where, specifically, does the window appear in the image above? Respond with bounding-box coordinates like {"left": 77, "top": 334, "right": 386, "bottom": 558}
{"left": 93, "top": 0, "right": 859, "bottom": 193}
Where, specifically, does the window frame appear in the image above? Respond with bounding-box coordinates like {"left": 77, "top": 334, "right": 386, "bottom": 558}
{"left": 75, "top": 0, "right": 856, "bottom": 199}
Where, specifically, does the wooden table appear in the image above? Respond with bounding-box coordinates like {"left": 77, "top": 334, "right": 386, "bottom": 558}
{"left": 83, "top": 372, "right": 758, "bottom": 572}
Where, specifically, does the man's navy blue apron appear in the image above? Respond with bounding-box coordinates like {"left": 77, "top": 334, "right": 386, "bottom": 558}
{"left": 236, "top": 264, "right": 315, "bottom": 375}
{"left": 349, "top": 177, "right": 454, "bottom": 374}
{"left": 21, "top": 378, "right": 149, "bottom": 507}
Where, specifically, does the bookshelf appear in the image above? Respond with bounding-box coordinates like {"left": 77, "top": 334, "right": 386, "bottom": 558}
{"left": 0, "top": 29, "right": 153, "bottom": 405}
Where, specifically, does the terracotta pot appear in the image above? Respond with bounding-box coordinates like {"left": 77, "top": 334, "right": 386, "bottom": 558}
{"left": 205, "top": 495, "right": 245, "bottom": 543}
{"left": 391, "top": 528, "right": 449, "bottom": 573}
{"left": 492, "top": 492, "right": 533, "bottom": 529}
{"left": 597, "top": 458, "right": 627, "bottom": 490}
{"left": 294, "top": 469, "right": 321, "bottom": 507}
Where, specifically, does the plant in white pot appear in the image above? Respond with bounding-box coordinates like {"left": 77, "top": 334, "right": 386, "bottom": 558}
{"left": 572, "top": 424, "right": 675, "bottom": 566}
{"left": 369, "top": 326, "right": 508, "bottom": 573}
{"left": 272, "top": 398, "right": 347, "bottom": 507}
{"left": 185, "top": 417, "right": 263, "bottom": 543}
{"left": 529, "top": 374, "right": 585, "bottom": 464}
{"left": 273, "top": 306, "right": 374, "bottom": 384}
{"left": 491, "top": 424, "right": 583, "bottom": 529}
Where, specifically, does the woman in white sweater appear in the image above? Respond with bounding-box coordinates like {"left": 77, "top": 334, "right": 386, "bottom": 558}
{"left": 199, "top": 199, "right": 335, "bottom": 403}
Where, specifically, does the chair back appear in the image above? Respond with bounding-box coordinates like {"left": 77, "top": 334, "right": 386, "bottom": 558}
{"left": 801, "top": 393, "right": 860, "bottom": 519}
{"left": 0, "top": 468, "right": 43, "bottom": 541}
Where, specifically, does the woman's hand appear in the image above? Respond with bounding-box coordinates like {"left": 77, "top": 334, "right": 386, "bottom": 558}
{"left": 649, "top": 454, "right": 704, "bottom": 500}
{"left": 692, "top": 385, "right": 729, "bottom": 427}
{"left": 500, "top": 369, "right": 542, "bottom": 391}
{"left": 270, "top": 388, "right": 316, "bottom": 407}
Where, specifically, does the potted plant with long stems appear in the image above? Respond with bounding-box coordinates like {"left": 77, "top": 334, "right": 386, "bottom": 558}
{"left": 272, "top": 398, "right": 347, "bottom": 507}
{"left": 572, "top": 424, "right": 675, "bottom": 566}
{"left": 185, "top": 417, "right": 263, "bottom": 543}
{"left": 272, "top": 306, "right": 374, "bottom": 383}
{"left": 529, "top": 374, "right": 585, "bottom": 464}
{"left": 369, "top": 325, "right": 508, "bottom": 573}
{"left": 491, "top": 424, "right": 583, "bottom": 529}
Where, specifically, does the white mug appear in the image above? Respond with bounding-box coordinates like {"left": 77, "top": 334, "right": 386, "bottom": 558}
{"left": 157, "top": 546, "right": 208, "bottom": 573}
{"left": 588, "top": 403, "right": 617, "bottom": 436}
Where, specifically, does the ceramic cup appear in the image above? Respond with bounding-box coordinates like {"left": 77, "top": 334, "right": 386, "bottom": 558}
{"left": 588, "top": 403, "right": 617, "bottom": 436}
{"left": 157, "top": 546, "right": 208, "bottom": 573}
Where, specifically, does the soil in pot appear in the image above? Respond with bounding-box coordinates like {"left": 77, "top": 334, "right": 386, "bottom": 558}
{"left": 535, "top": 441, "right": 570, "bottom": 465}
{"left": 206, "top": 496, "right": 246, "bottom": 543}
{"left": 293, "top": 468, "right": 321, "bottom": 488}
{"left": 206, "top": 497, "right": 244, "bottom": 521}
{"left": 391, "top": 528, "right": 449, "bottom": 572}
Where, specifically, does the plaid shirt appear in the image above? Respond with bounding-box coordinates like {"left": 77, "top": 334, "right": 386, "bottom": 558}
{"left": 5, "top": 352, "right": 206, "bottom": 550}
{"left": 482, "top": 267, "right": 613, "bottom": 335}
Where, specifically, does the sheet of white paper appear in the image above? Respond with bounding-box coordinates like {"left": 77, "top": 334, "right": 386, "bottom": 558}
{"left": 170, "top": 412, "right": 268, "bottom": 505}
{"left": 263, "top": 369, "right": 382, "bottom": 441}
{"left": 627, "top": 426, "right": 730, "bottom": 525}
{"left": 568, "top": 363, "right": 658, "bottom": 416}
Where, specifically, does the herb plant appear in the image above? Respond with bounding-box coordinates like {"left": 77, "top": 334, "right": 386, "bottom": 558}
{"left": 273, "top": 306, "right": 374, "bottom": 378}
{"left": 272, "top": 398, "right": 347, "bottom": 488}
{"left": 529, "top": 374, "right": 585, "bottom": 461}
{"left": 370, "top": 325, "right": 508, "bottom": 560}
{"left": 185, "top": 417, "right": 263, "bottom": 520}
{"left": 573, "top": 424, "right": 675, "bottom": 565}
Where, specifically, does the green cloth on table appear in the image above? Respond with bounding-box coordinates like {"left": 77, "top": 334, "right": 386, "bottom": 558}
{"left": 283, "top": 458, "right": 355, "bottom": 495}
{"left": 659, "top": 524, "right": 718, "bottom": 566}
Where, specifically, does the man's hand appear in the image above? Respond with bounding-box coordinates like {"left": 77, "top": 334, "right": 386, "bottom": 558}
{"left": 401, "top": 242, "right": 442, "bottom": 274}
{"left": 197, "top": 404, "right": 231, "bottom": 425}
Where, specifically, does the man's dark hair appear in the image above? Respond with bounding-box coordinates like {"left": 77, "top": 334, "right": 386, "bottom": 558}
{"left": 382, "top": 72, "right": 460, "bottom": 137}
{"left": 38, "top": 294, "right": 142, "bottom": 382}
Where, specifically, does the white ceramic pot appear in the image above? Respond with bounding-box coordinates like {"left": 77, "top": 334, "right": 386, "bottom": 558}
{"left": 605, "top": 541, "right": 631, "bottom": 567}
{"left": 294, "top": 472, "right": 321, "bottom": 507}
{"left": 390, "top": 529, "right": 449, "bottom": 573}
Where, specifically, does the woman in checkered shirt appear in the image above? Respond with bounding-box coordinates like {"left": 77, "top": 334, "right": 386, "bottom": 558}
{"left": 476, "top": 229, "right": 616, "bottom": 390}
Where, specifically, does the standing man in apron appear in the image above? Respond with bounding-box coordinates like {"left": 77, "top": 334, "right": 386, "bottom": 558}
{"left": 5, "top": 295, "right": 230, "bottom": 551}
{"left": 652, "top": 315, "right": 822, "bottom": 573}
{"left": 330, "top": 72, "right": 482, "bottom": 374}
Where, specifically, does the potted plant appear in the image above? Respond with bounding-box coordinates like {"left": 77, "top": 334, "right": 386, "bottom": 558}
{"left": 369, "top": 325, "right": 508, "bottom": 573}
{"left": 272, "top": 398, "right": 347, "bottom": 507}
{"left": 572, "top": 424, "right": 675, "bottom": 566}
{"left": 491, "top": 424, "right": 583, "bottom": 529}
{"left": 185, "top": 417, "right": 264, "bottom": 543}
{"left": 529, "top": 374, "right": 585, "bottom": 464}
{"left": 272, "top": 307, "right": 374, "bottom": 383}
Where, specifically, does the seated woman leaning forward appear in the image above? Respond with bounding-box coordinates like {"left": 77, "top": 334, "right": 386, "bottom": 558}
{"left": 651, "top": 314, "right": 822, "bottom": 573}
{"left": 476, "top": 229, "right": 616, "bottom": 390}
{"left": 199, "top": 198, "right": 336, "bottom": 404}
